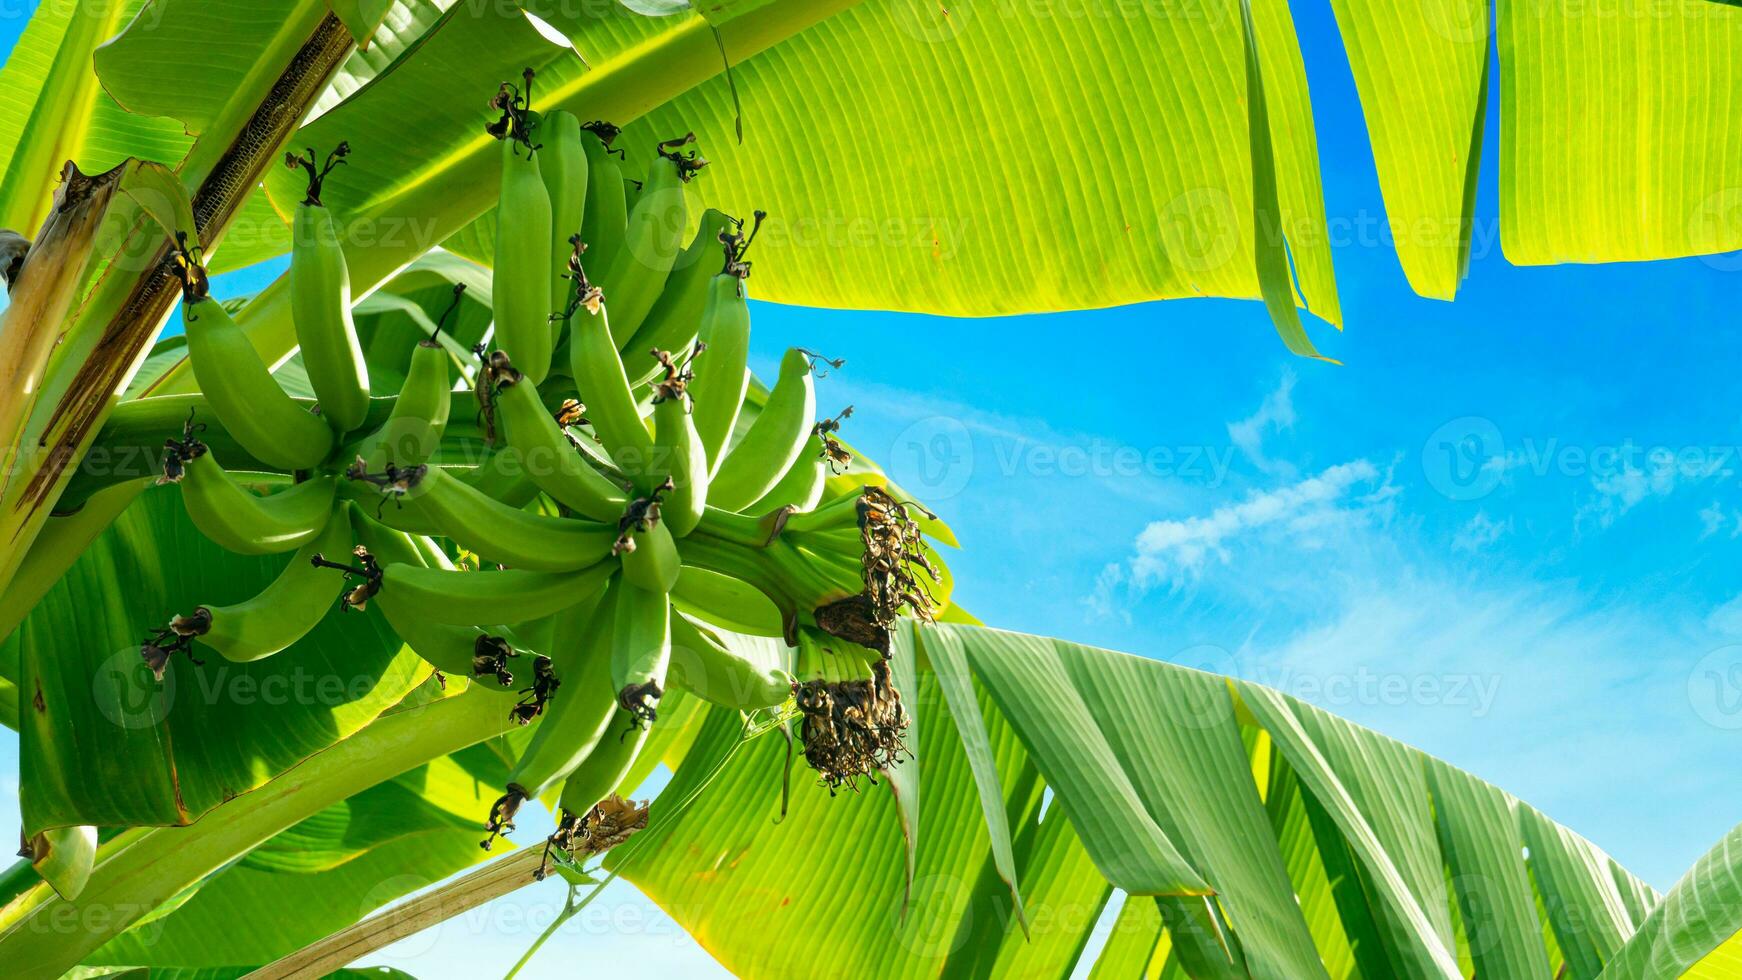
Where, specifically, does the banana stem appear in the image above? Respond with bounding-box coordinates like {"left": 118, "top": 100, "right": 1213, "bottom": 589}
{"left": 0, "top": 688, "right": 515, "bottom": 979}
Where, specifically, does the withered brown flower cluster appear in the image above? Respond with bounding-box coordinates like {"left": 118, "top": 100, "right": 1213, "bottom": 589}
{"left": 539, "top": 794, "right": 652, "bottom": 878}
{"left": 793, "top": 657, "right": 911, "bottom": 794}
{"left": 856, "top": 486, "right": 939, "bottom": 627}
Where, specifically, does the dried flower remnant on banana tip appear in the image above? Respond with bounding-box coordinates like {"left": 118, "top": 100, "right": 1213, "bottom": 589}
{"left": 472, "top": 347, "right": 523, "bottom": 446}
{"left": 344, "top": 457, "right": 427, "bottom": 519}
{"left": 486, "top": 68, "right": 540, "bottom": 151}
{"left": 155, "top": 409, "right": 208, "bottom": 485}
{"left": 282, "top": 140, "right": 350, "bottom": 207}
{"left": 816, "top": 405, "right": 854, "bottom": 474}
{"left": 612, "top": 479, "right": 674, "bottom": 556}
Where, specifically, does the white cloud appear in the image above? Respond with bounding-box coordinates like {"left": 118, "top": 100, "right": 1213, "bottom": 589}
{"left": 1698, "top": 500, "right": 1742, "bottom": 540}
{"left": 1454, "top": 510, "right": 1513, "bottom": 552}
{"left": 1576, "top": 449, "right": 1727, "bottom": 531}
{"left": 1124, "top": 460, "right": 1389, "bottom": 588}
{"left": 1227, "top": 371, "right": 1297, "bottom": 476}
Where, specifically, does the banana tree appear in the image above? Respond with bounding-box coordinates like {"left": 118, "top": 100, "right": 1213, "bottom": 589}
{"left": 3, "top": 1, "right": 1742, "bottom": 977}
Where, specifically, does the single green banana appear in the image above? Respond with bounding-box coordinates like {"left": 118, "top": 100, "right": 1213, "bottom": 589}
{"left": 179, "top": 450, "right": 336, "bottom": 555}
{"left": 598, "top": 137, "right": 701, "bottom": 346}
{"left": 552, "top": 705, "right": 650, "bottom": 825}
{"left": 689, "top": 274, "right": 751, "bottom": 473}
{"left": 670, "top": 565, "right": 785, "bottom": 638}
{"left": 708, "top": 348, "right": 817, "bottom": 511}
{"left": 579, "top": 122, "right": 627, "bottom": 262}
{"left": 540, "top": 110, "right": 588, "bottom": 319}
{"left": 503, "top": 582, "right": 619, "bottom": 802}
{"left": 287, "top": 144, "right": 371, "bottom": 433}
{"left": 493, "top": 134, "right": 555, "bottom": 383}
{"left": 668, "top": 611, "right": 791, "bottom": 711}
{"left": 649, "top": 352, "right": 708, "bottom": 536}
{"left": 351, "top": 512, "right": 522, "bottom": 692}
{"left": 405, "top": 465, "right": 616, "bottom": 572}
{"left": 569, "top": 300, "right": 654, "bottom": 478}
{"left": 378, "top": 560, "right": 612, "bottom": 627}
{"left": 354, "top": 336, "right": 451, "bottom": 472}
{"left": 770, "top": 485, "right": 864, "bottom": 535}
{"left": 494, "top": 372, "right": 626, "bottom": 522}
{"left": 611, "top": 578, "right": 672, "bottom": 725}
{"left": 174, "top": 504, "right": 350, "bottom": 663}
{"left": 618, "top": 513, "right": 679, "bottom": 593}
{"left": 748, "top": 431, "right": 827, "bottom": 515}
{"left": 456, "top": 452, "right": 542, "bottom": 509}
{"left": 183, "top": 294, "right": 333, "bottom": 471}
{"left": 622, "top": 209, "right": 733, "bottom": 377}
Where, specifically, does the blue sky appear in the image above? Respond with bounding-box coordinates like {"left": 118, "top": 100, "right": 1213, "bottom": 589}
{"left": 5, "top": 2, "right": 1742, "bottom": 976}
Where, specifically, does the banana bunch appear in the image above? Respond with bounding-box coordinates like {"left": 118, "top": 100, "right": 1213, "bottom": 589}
{"left": 130, "top": 71, "right": 949, "bottom": 863}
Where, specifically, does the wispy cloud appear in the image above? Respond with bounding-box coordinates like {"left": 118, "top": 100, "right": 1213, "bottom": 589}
{"left": 1227, "top": 371, "right": 1297, "bottom": 476}
{"left": 1699, "top": 500, "right": 1742, "bottom": 540}
{"left": 1576, "top": 450, "right": 1728, "bottom": 531}
{"left": 1454, "top": 510, "right": 1513, "bottom": 552}
{"left": 1106, "top": 459, "right": 1392, "bottom": 592}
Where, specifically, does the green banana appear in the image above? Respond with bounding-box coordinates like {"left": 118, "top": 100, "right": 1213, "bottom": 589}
{"left": 494, "top": 371, "right": 626, "bottom": 522}
{"left": 708, "top": 348, "right": 817, "bottom": 511}
{"left": 598, "top": 135, "right": 703, "bottom": 346}
{"left": 568, "top": 294, "right": 654, "bottom": 476}
{"left": 354, "top": 287, "right": 462, "bottom": 472}
{"left": 579, "top": 122, "right": 627, "bottom": 262}
{"left": 770, "top": 484, "right": 864, "bottom": 535}
{"left": 182, "top": 291, "right": 333, "bottom": 472}
{"left": 492, "top": 123, "right": 555, "bottom": 383}
{"left": 749, "top": 431, "right": 827, "bottom": 515}
{"left": 622, "top": 209, "right": 733, "bottom": 376}
{"left": 540, "top": 110, "right": 588, "bottom": 319}
{"left": 456, "top": 452, "right": 542, "bottom": 509}
{"left": 377, "top": 560, "right": 612, "bottom": 627}
{"left": 179, "top": 449, "right": 336, "bottom": 555}
{"left": 610, "top": 578, "right": 672, "bottom": 725}
{"left": 649, "top": 350, "right": 708, "bottom": 536}
{"left": 668, "top": 611, "right": 791, "bottom": 711}
{"left": 614, "top": 483, "right": 680, "bottom": 593}
{"left": 401, "top": 465, "right": 616, "bottom": 572}
{"left": 286, "top": 144, "right": 370, "bottom": 433}
{"left": 502, "top": 582, "right": 618, "bottom": 802}
{"left": 689, "top": 275, "right": 751, "bottom": 473}
{"left": 618, "top": 511, "right": 679, "bottom": 593}
{"left": 670, "top": 565, "right": 785, "bottom": 638}
{"left": 167, "top": 504, "right": 349, "bottom": 664}
{"left": 552, "top": 705, "right": 649, "bottom": 827}
{"left": 351, "top": 511, "right": 521, "bottom": 692}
